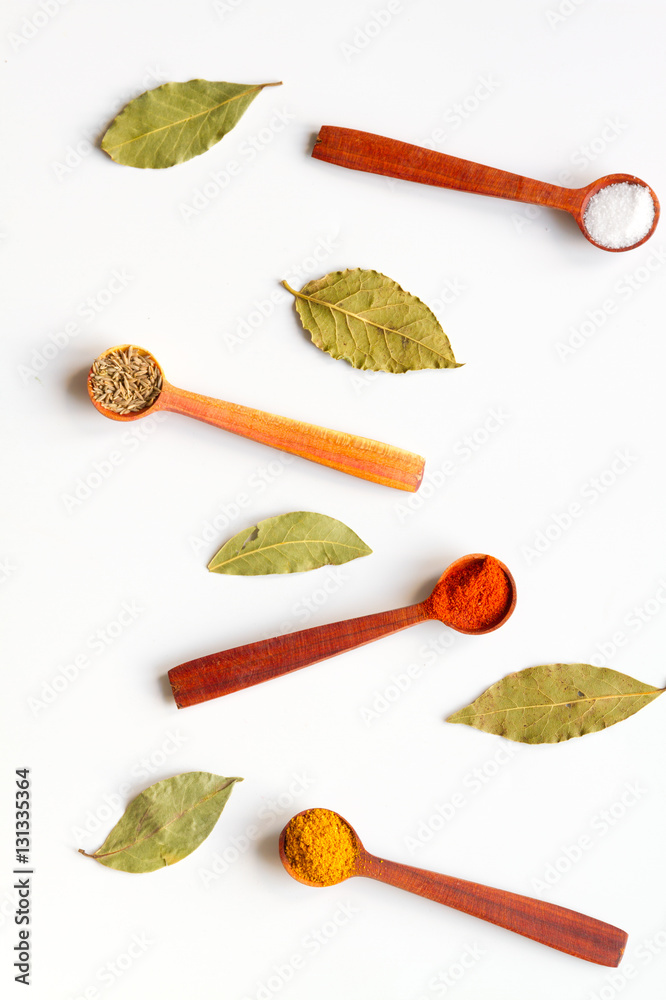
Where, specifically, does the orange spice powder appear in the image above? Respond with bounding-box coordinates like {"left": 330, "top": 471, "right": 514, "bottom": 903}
{"left": 284, "top": 809, "right": 358, "bottom": 885}
{"left": 432, "top": 556, "right": 511, "bottom": 632}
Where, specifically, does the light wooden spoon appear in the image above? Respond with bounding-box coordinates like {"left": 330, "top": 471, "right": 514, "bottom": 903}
{"left": 279, "top": 809, "right": 628, "bottom": 967}
{"left": 87, "top": 345, "right": 424, "bottom": 492}
{"left": 312, "top": 126, "right": 660, "bottom": 252}
{"left": 168, "top": 553, "right": 516, "bottom": 709}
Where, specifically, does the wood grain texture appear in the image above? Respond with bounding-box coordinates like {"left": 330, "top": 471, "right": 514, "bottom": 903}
{"left": 159, "top": 384, "right": 424, "bottom": 491}
{"left": 88, "top": 351, "right": 425, "bottom": 492}
{"left": 169, "top": 554, "right": 517, "bottom": 709}
{"left": 169, "top": 603, "right": 430, "bottom": 708}
{"left": 312, "top": 127, "right": 660, "bottom": 252}
{"left": 313, "top": 126, "right": 580, "bottom": 210}
{"left": 359, "top": 854, "right": 627, "bottom": 966}
{"left": 279, "top": 810, "right": 626, "bottom": 967}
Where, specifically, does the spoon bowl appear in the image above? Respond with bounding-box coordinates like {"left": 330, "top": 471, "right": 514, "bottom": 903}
{"left": 312, "top": 127, "right": 660, "bottom": 252}
{"left": 575, "top": 173, "right": 659, "bottom": 251}
{"left": 87, "top": 344, "right": 165, "bottom": 422}
{"left": 87, "top": 344, "right": 425, "bottom": 491}
{"left": 425, "top": 552, "right": 516, "bottom": 634}
{"left": 168, "top": 553, "right": 517, "bottom": 709}
{"left": 279, "top": 809, "right": 364, "bottom": 887}
{"left": 279, "top": 808, "right": 628, "bottom": 966}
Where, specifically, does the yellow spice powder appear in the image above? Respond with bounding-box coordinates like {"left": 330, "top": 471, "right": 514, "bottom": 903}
{"left": 284, "top": 809, "right": 358, "bottom": 885}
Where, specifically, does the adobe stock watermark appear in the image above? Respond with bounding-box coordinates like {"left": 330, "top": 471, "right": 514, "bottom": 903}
{"left": 213, "top": 0, "right": 248, "bottom": 19}
{"left": 359, "top": 633, "right": 456, "bottom": 726}
{"left": 277, "top": 565, "right": 354, "bottom": 634}
{"left": 198, "top": 772, "right": 315, "bottom": 887}
{"left": 403, "top": 743, "right": 522, "bottom": 855}
{"left": 340, "top": 1, "right": 403, "bottom": 62}
{"left": 530, "top": 781, "right": 648, "bottom": 895}
{"left": 394, "top": 407, "right": 509, "bottom": 523}
{"left": 7, "top": 0, "right": 73, "bottom": 54}
{"left": 66, "top": 932, "right": 153, "bottom": 999}
{"left": 569, "top": 117, "right": 628, "bottom": 170}
{"left": 179, "top": 107, "right": 295, "bottom": 222}
{"left": 555, "top": 247, "right": 666, "bottom": 361}
{"left": 52, "top": 67, "right": 168, "bottom": 181}
{"left": 71, "top": 730, "right": 189, "bottom": 848}
{"left": 351, "top": 275, "right": 468, "bottom": 393}
{"left": 240, "top": 902, "right": 358, "bottom": 1000}
{"left": 512, "top": 117, "right": 627, "bottom": 235}
{"left": 588, "top": 577, "right": 666, "bottom": 667}
{"left": 512, "top": 165, "right": 577, "bottom": 234}
{"left": 27, "top": 600, "right": 145, "bottom": 716}
{"left": 413, "top": 942, "right": 486, "bottom": 998}
{"left": 18, "top": 269, "right": 134, "bottom": 384}
{"left": 224, "top": 231, "right": 340, "bottom": 352}
{"left": 545, "top": 0, "right": 588, "bottom": 30}
{"left": 188, "top": 453, "right": 295, "bottom": 554}
{"left": 421, "top": 75, "right": 501, "bottom": 151}
{"left": 520, "top": 449, "right": 638, "bottom": 565}
{"left": 584, "top": 927, "right": 666, "bottom": 1000}
{"left": 0, "top": 557, "right": 17, "bottom": 584}
{"left": 61, "top": 413, "right": 168, "bottom": 514}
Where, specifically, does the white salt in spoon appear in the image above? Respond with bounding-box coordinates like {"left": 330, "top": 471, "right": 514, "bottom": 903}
{"left": 313, "top": 127, "right": 660, "bottom": 251}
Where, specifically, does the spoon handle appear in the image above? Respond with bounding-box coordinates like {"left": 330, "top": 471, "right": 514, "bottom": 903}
{"left": 158, "top": 383, "right": 424, "bottom": 492}
{"left": 169, "top": 604, "right": 430, "bottom": 708}
{"left": 313, "top": 126, "right": 581, "bottom": 213}
{"left": 361, "top": 855, "right": 627, "bottom": 966}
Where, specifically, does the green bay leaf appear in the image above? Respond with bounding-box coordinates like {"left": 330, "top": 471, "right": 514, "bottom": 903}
{"left": 101, "top": 79, "right": 281, "bottom": 168}
{"left": 283, "top": 268, "right": 461, "bottom": 373}
{"left": 208, "top": 511, "right": 372, "bottom": 575}
{"left": 447, "top": 663, "right": 663, "bottom": 743}
{"left": 80, "top": 772, "right": 242, "bottom": 872}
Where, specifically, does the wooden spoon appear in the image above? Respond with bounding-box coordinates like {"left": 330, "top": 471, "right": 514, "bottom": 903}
{"left": 168, "top": 553, "right": 516, "bottom": 709}
{"left": 279, "top": 809, "right": 628, "bottom": 967}
{"left": 87, "top": 345, "right": 424, "bottom": 492}
{"left": 312, "top": 126, "right": 660, "bottom": 252}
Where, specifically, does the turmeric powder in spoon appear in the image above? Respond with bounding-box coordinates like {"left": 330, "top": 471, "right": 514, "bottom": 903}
{"left": 283, "top": 809, "right": 358, "bottom": 886}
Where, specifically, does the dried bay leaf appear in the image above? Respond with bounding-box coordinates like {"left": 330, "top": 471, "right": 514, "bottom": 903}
{"left": 79, "top": 772, "right": 242, "bottom": 872}
{"left": 101, "top": 79, "right": 282, "bottom": 168}
{"left": 283, "top": 268, "right": 461, "bottom": 373}
{"left": 208, "top": 511, "right": 372, "bottom": 575}
{"left": 447, "top": 663, "right": 664, "bottom": 744}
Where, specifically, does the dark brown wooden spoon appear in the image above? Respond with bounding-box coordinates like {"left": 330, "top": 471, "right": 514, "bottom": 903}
{"left": 168, "top": 553, "right": 516, "bottom": 709}
{"left": 312, "top": 126, "right": 659, "bottom": 252}
{"left": 279, "top": 809, "right": 628, "bottom": 967}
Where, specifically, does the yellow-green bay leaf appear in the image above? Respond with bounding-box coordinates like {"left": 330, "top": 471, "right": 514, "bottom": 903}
{"left": 101, "top": 79, "right": 281, "bottom": 168}
{"left": 447, "top": 663, "right": 664, "bottom": 744}
{"left": 283, "top": 268, "right": 461, "bottom": 373}
{"left": 208, "top": 511, "right": 372, "bottom": 575}
{"left": 79, "top": 772, "right": 242, "bottom": 872}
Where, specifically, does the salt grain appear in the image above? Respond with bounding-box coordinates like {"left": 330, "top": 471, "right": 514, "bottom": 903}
{"left": 583, "top": 182, "right": 655, "bottom": 249}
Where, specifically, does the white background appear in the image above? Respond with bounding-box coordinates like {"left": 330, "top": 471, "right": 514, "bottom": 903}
{"left": 2, "top": 1, "right": 666, "bottom": 997}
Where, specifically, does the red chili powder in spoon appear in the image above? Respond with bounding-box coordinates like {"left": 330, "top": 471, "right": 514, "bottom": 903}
{"left": 432, "top": 556, "right": 511, "bottom": 632}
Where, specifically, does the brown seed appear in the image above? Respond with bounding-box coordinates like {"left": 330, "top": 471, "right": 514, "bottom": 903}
{"left": 90, "top": 347, "right": 162, "bottom": 415}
